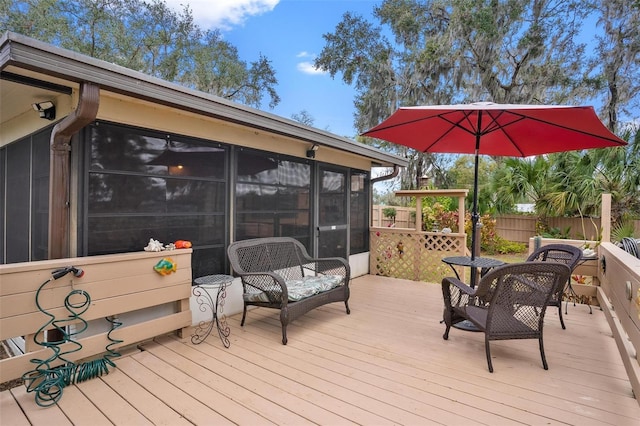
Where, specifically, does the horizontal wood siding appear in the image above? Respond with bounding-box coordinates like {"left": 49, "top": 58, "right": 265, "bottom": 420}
{"left": 0, "top": 250, "right": 193, "bottom": 383}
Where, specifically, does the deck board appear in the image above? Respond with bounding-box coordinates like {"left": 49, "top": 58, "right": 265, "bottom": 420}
{"left": 2, "top": 274, "right": 640, "bottom": 425}
{"left": 55, "top": 384, "right": 114, "bottom": 426}
{"left": 235, "top": 318, "right": 552, "bottom": 425}
{"left": 141, "top": 341, "right": 309, "bottom": 425}
{"left": 74, "top": 375, "right": 153, "bottom": 425}
{"left": 161, "top": 336, "right": 365, "bottom": 425}
{"left": 191, "top": 334, "right": 443, "bottom": 425}
{"left": 99, "top": 366, "right": 193, "bottom": 426}
{"left": 116, "top": 356, "right": 235, "bottom": 425}
{"left": 0, "top": 388, "right": 30, "bottom": 426}
{"left": 226, "top": 318, "right": 523, "bottom": 425}
{"left": 242, "top": 300, "right": 626, "bottom": 425}
{"left": 131, "top": 349, "right": 277, "bottom": 425}
{"left": 9, "top": 385, "right": 74, "bottom": 425}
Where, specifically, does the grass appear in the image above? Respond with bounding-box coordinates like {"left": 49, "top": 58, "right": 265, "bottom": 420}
{"left": 484, "top": 252, "right": 529, "bottom": 263}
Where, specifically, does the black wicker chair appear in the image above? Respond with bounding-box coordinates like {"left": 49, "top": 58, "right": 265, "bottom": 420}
{"left": 526, "top": 244, "right": 582, "bottom": 329}
{"left": 442, "top": 262, "right": 571, "bottom": 372}
{"left": 227, "top": 237, "right": 350, "bottom": 345}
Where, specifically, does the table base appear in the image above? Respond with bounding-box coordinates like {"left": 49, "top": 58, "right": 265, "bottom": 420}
{"left": 565, "top": 283, "right": 593, "bottom": 315}
{"left": 452, "top": 320, "right": 482, "bottom": 332}
{"left": 191, "top": 275, "right": 233, "bottom": 347}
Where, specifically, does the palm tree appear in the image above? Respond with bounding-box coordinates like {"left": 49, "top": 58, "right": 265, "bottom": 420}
{"left": 545, "top": 151, "right": 602, "bottom": 241}
{"left": 491, "top": 157, "right": 553, "bottom": 232}
{"left": 494, "top": 126, "right": 639, "bottom": 239}
{"left": 547, "top": 127, "right": 639, "bottom": 227}
{"left": 591, "top": 127, "right": 640, "bottom": 226}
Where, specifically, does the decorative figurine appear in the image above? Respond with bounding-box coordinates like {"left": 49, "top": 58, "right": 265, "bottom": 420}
{"left": 154, "top": 258, "right": 177, "bottom": 275}
{"left": 144, "top": 238, "right": 164, "bottom": 252}
{"left": 174, "top": 240, "right": 192, "bottom": 249}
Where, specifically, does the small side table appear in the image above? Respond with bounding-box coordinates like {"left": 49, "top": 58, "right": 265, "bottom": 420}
{"left": 191, "top": 274, "right": 234, "bottom": 347}
{"left": 565, "top": 256, "right": 597, "bottom": 315}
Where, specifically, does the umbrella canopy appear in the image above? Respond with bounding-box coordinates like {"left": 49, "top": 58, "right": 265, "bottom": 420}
{"left": 362, "top": 102, "right": 627, "bottom": 260}
{"left": 362, "top": 102, "right": 626, "bottom": 156}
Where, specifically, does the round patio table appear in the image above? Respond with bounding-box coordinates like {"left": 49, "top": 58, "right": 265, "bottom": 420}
{"left": 441, "top": 256, "right": 505, "bottom": 331}
{"left": 442, "top": 256, "right": 505, "bottom": 288}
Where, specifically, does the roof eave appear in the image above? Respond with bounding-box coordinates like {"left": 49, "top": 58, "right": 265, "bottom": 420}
{"left": 1, "top": 32, "right": 408, "bottom": 168}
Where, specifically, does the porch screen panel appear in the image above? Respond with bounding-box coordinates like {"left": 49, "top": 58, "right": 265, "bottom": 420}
{"left": 0, "top": 127, "right": 51, "bottom": 264}
{"left": 4, "top": 141, "right": 30, "bottom": 263}
{"left": 0, "top": 148, "right": 5, "bottom": 263}
{"left": 317, "top": 167, "right": 348, "bottom": 258}
{"left": 31, "top": 130, "right": 51, "bottom": 261}
{"left": 86, "top": 122, "right": 228, "bottom": 278}
{"left": 235, "top": 149, "right": 311, "bottom": 249}
{"left": 349, "top": 170, "right": 370, "bottom": 254}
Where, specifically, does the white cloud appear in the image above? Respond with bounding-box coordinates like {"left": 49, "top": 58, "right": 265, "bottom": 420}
{"left": 295, "top": 52, "right": 326, "bottom": 75}
{"left": 296, "top": 61, "right": 327, "bottom": 75}
{"left": 164, "top": 0, "right": 279, "bottom": 30}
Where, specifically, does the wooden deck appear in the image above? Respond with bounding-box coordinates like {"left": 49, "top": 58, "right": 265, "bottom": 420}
{"left": 2, "top": 274, "right": 640, "bottom": 425}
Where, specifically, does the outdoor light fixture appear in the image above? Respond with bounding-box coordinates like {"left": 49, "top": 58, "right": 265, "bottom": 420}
{"left": 306, "top": 143, "right": 319, "bottom": 158}
{"left": 32, "top": 101, "right": 56, "bottom": 120}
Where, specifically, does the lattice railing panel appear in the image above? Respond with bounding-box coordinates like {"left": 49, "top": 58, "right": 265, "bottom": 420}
{"left": 370, "top": 228, "right": 467, "bottom": 283}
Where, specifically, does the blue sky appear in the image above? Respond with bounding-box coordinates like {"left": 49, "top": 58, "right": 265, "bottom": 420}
{"left": 164, "top": 0, "right": 381, "bottom": 139}
{"left": 162, "top": 1, "right": 621, "bottom": 139}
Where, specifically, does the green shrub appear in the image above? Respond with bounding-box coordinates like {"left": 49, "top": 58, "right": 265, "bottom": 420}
{"left": 493, "top": 239, "right": 527, "bottom": 254}
{"left": 542, "top": 226, "right": 571, "bottom": 239}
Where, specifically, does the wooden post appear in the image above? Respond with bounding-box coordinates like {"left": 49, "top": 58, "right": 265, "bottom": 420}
{"left": 601, "top": 193, "right": 611, "bottom": 243}
{"left": 458, "top": 195, "right": 465, "bottom": 235}
{"left": 415, "top": 195, "right": 422, "bottom": 231}
{"left": 394, "top": 189, "right": 469, "bottom": 234}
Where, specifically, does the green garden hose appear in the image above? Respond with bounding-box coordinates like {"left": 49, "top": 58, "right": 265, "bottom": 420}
{"left": 22, "top": 267, "right": 122, "bottom": 407}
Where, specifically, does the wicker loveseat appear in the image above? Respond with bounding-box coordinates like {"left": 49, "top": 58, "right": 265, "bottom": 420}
{"left": 227, "top": 237, "right": 351, "bottom": 344}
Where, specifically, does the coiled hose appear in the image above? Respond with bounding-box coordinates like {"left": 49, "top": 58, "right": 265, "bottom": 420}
{"left": 619, "top": 237, "right": 640, "bottom": 259}
{"left": 22, "top": 268, "right": 122, "bottom": 407}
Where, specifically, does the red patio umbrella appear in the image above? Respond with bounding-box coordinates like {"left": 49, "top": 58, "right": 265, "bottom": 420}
{"left": 362, "top": 102, "right": 627, "bottom": 260}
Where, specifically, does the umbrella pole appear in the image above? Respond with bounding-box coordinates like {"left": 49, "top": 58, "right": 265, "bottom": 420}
{"left": 470, "top": 113, "right": 482, "bottom": 262}
{"left": 469, "top": 113, "right": 482, "bottom": 288}
{"left": 471, "top": 150, "right": 480, "bottom": 261}
{"left": 470, "top": 150, "right": 481, "bottom": 289}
